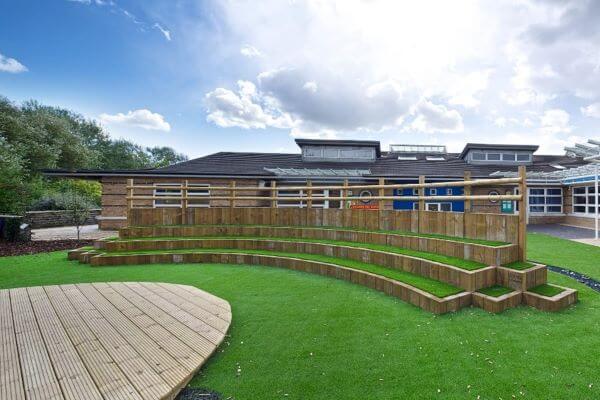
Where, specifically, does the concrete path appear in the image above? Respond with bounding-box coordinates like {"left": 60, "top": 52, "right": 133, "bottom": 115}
{"left": 528, "top": 223, "right": 600, "bottom": 247}
{"left": 32, "top": 224, "right": 118, "bottom": 241}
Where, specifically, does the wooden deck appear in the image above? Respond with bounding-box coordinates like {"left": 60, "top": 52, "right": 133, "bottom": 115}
{"left": 0, "top": 282, "right": 232, "bottom": 400}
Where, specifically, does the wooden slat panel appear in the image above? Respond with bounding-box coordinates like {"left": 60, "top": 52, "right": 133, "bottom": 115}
{"left": 0, "top": 289, "right": 26, "bottom": 400}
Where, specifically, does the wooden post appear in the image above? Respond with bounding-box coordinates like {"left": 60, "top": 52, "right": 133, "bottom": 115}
{"left": 182, "top": 179, "right": 188, "bottom": 224}
{"left": 378, "top": 178, "right": 385, "bottom": 210}
{"left": 418, "top": 176, "right": 425, "bottom": 211}
{"left": 127, "top": 178, "right": 133, "bottom": 224}
{"left": 463, "top": 171, "right": 471, "bottom": 213}
{"left": 270, "top": 181, "right": 277, "bottom": 208}
{"left": 230, "top": 181, "right": 236, "bottom": 208}
{"left": 306, "top": 180, "right": 313, "bottom": 208}
{"left": 518, "top": 166, "right": 527, "bottom": 261}
{"left": 342, "top": 179, "right": 349, "bottom": 209}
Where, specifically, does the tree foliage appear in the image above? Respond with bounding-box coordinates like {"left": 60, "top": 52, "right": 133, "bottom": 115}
{"left": 0, "top": 96, "right": 188, "bottom": 214}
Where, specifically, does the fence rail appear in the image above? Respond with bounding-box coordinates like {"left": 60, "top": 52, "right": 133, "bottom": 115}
{"left": 123, "top": 166, "right": 529, "bottom": 260}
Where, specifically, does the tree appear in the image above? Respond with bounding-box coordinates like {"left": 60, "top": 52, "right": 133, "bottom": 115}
{"left": 61, "top": 192, "right": 94, "bottom": 240}
{"left": 0, "top": 137, "right": 28, "bottom": 214}
{"left": 147, "top": 146, "right": 188, "bottom": 167}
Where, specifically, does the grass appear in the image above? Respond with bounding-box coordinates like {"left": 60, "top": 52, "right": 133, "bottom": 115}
{"left": 126, "top": 223, "right": 510, "bottom": 247}
{"left": 502, "top": 261, "right": 536, "bottom": 270}
{"left": 528, "top": 232, "right": 600, "bottom": 280}
{"left": 0, "top": 249, "right": 597, "bottom": 399}
{"left": 477, "top": 285, "right": 514, "bottom": 297}
{"left": 97, "top": 248, "right": 463, "bottom": 298}
{"left": 528, "top": 284, "right": 565, "bottom": 297}
{"left": 106, "top": 235, "right": 488, "bottom": 271}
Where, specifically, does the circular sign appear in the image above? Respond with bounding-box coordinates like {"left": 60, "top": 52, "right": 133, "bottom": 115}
{"left": 359, "top": 189, "right": 373, "bottom": 204}
{"left": 488, "top": 190, "right": 500, "bottom": 203}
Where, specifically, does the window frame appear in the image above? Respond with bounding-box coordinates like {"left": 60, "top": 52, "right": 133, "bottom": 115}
{"left": 153, "top": 183, "right": 182, "bottom": 208}
{"left": 572, "top": 185, "right": 599, "bottom": 216}
{"left": 527, "top": 187, "right": 563, "bottom": 214}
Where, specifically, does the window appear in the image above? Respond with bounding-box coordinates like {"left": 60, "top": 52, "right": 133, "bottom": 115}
{"left": 472, "top": 152, "right": 486, "bottom": 161}
{"left": 187, "top": 184, "right": 210, "bottom": 207}
{"left": 502, "top": 153, "right": 516, "bottom": 161}
{"left": 573, "top": 185, "right": 599, "bottom": 215}
{"left": 154, "top": 183, "right": 182, "bottom": 208}
{"left": 426, "top": 203, "right": 452, "bottom": 212}
{"left": 470, "top": 151, "right": 532, "bottom": 163}
{"left": 430, "top": 188, "right": 437, "bottom": 195}
{"left": 487, "top": 153, "right": 501, "bottom": 161}
{"left": 516, "top": 153, "right": 531, "bottom": 162}
{"left": 528, "top": 187, "right": 562, "bottom": 214}
{"left": 426, "top": 156, "right": 445, "bottom": 161}
{"left": 277, "top": 189, "right": 329, "bottom": 208}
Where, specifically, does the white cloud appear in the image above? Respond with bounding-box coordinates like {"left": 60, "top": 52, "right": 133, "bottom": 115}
{"left": 153, "top": 23, "right": 171, "bottom": 41}
{"left": 98, "top": 109, "right": 171, "bottom": 132}
{"left": 0, "top": 53, "right": 27, "bottom": 73}
{"left": 240, "top": 45, "right": 261, "bottom": 58}
{"left": 539, "top": 109, "right": 572, "bottom": 135}
{"left": 204, "top": 80, "right": 292, "bottom": 130}
{"left": 581, "top": 102, "right": 600, "bottom": 118}
{"left": 195, "top": 0, "right": 600, "bottom": 151}
{"left": 410, "top": 100, "right": 464, "bottom": 133}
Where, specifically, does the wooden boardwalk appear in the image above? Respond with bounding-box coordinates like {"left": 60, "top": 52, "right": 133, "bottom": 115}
{"left": 0, "top": 282, "right": 231, "bottom": 400}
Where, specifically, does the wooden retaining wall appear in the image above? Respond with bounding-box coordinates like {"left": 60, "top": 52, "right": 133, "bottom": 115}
{"left": 116, "top": 225, "right": 518, "bottom": 265}
{"left": 496, "top": 264, "right": 547, "bottom": 291}
{"left": 472, "top": 291, "right": 523, "bottom": 313}
{"left": 127, "top": 208, "right": 520, "bottom": 244}
{"left": 89, "top": 252, "right": 472, "bottom": 314}
{"left": 522, "top": 286, "right": 578, "bottom": 312}
{"left": 101, "top": 238, "right": 497, "bottom": 291}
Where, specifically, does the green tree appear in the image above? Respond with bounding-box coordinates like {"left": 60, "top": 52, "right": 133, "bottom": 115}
{"left": 147, "top": 146, "right": 188, "bottom": 168}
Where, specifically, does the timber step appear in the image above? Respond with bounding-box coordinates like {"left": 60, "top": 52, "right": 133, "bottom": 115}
{"left": 72, "top": 250, "right": 472, "bottom": 314}
{"left": 96, "top": 237, "right": 496, "bottom": 291}
{"left": 118, "top": 224, "right": 519, "bottom": 265}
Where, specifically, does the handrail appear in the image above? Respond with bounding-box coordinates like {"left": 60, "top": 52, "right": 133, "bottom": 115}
{"left": 126, "top": 194, "right": 522, "bottom": 201}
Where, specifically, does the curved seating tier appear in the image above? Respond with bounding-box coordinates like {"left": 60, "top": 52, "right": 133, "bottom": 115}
{"left": 98, "top": 238, "right": 496, "bottom": 291}
{"left": 118, "top": 225, "right": 519, "bottom": 266}
{"left": 79, "top": 251, "right": 472, "bottom": 314}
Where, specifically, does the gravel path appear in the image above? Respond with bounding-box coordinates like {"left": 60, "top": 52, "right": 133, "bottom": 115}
{"left": 32, "top": 224, "right": 118, "bottom": 241}
{"left": 545, "top": 264, "right": 600, "bottom": 293}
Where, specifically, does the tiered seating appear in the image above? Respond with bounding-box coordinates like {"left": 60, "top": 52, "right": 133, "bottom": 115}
{"left": 69, "top": 224, "right": 577, "bottom": 314}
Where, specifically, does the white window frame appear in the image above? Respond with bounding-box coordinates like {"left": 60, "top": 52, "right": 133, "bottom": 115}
{"left": 430, "top": 188, "right": 437, "bottom": 195}
{"left": 572, "top": 185, "right": 598, "bottom": 216}
{"left": 528, "top": 187, "right": 563, "bottom": 214}
{"left": 187, "top": 183, "right": 211, "bottom": 208}
{"left": 277, "top": 189, "right": 329, "bottom": 208}
{"left": 425, "top": 202, "right": 452, "bottom": 212}
{"left": 153, "top": 183, "right": 182, "bottom": 208}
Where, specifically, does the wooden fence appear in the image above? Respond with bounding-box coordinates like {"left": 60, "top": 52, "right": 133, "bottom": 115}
{"left": 125, "top": 167, "right": 528, "bottom": 260}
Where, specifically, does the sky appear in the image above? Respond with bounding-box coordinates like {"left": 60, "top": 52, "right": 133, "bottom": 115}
{"left": 1, "top": 0, "right": 600, "bottom": 159}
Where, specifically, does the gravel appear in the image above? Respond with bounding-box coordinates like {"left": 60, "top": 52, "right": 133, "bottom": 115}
{"left": 176, "top": 388, "right": 223, "bottom": 400}
{"left": 545, "top": 264, "right": 600, "bottom": 293}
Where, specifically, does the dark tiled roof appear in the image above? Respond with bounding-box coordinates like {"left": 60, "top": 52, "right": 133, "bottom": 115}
{"left": 145, "top": 151, "right": 587, "bottom": 179}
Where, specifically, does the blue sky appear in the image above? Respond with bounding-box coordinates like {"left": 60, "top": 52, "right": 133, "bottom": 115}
{"left": 1, "top": 0, "right": 599, "bottom": 158}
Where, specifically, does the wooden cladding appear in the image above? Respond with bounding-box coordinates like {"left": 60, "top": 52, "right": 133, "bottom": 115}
{"left": 127, "top": 207, "right": 521, "bottom": 245}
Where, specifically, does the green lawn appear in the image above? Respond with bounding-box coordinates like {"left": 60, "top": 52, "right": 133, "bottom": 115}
{"left": 104, "top": 235, "right": 488, "bottom": 270}
{"left": 528, "top": 284, "right": 566, "bottom": 297}
{"left": 477, "top": 285, "right": 514, "bottom": 297}
{"left": 528, "top": 232, "right": 600, "bottom": 280}
{"left": 0, "top": 234, "right": 598, "bottom": 399}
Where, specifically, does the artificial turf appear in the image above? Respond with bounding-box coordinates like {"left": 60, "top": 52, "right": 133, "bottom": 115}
{"left": 477, "top": 285, "right": 514, "bottom": 297}
{"left": 0, "top": 247, "right": 596, "bottom": 400}
{"left": 528, "top": 284, "right": 565, "bottom": 297}
{"left": 528, "top": 232, "right": 600, "bottom": 281}
{"left": 106, "top": 235, "right": 488, "bottom": 270}
{"left": 502, "top": 261, "right": 536, "bottom": 270}
{"left": 96, "top": 248, "right": 463, "bottom": 298}
{"left": 124, "top": 223, "right": 510, "bottom": 247}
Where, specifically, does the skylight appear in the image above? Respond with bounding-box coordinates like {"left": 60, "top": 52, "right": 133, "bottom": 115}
{"left": 426, "top": 156, "right": 445, "bottom": 161}
{"left": 390, "top": 144, "right": 446, "bottom": 153}
{"left": 397, "top": 155, "right": 417, "bottom": 160}
{"left": 551, "top": 164, "right": 566, "bottom": 170}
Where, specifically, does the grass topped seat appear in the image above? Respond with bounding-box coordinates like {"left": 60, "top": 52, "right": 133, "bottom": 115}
{"left": 502, "top": 261, "right": 536, "bottom": 270}
{"left": 104, "top": 235, "right": 489, "bottom": 271}
{"left": 93, "top": 248, "right": 464, "bottom": 298}
{"left": 121, "top": 223, "right": 511, "bottom": 247}
{"left": 528, "top": 284, "right": 565, "bottom": 297}
{"left": 477, "top": 285, "right": 514, "bottom": 297}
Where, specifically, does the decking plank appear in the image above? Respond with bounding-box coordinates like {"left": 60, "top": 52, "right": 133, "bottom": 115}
{"left": 0, "top": 289, "right": 26, "bottom": 400}
{"left": 9, "top": 288, "right": 63, "bottom": 400}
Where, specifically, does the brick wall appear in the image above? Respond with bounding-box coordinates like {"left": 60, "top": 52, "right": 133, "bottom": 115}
{"left": 25, "top": 209, "right": 101, "bottom": 229}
